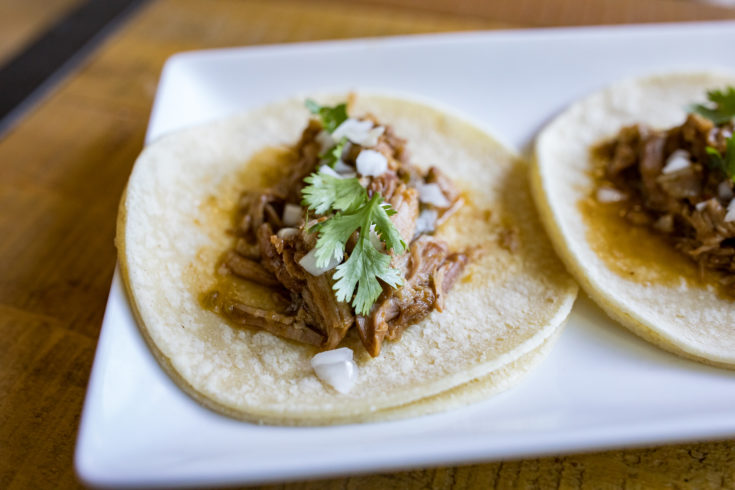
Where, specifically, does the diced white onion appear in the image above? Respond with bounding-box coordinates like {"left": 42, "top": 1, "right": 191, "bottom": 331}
{"left": 318, "top": 164, "right": 347, "bottom": 179}
{"left": 312, "top": 347, "right": 353, "bottom": 366}
{"left": 596, "top": 187, "right": 627, "bottom": 203}
{"left": 417, "top": 182, "right": 451, "bottom": 208}
{"left": 718, "top": 181, "right": 734, "bottom": 201}
{"left": 362, "top": 126, "right": 385, "bottom": 147}
{"left": 333, "top": 159, "right": 356, "bottom": 178}
{"left": 695, "top": 201, "right": 708, "bottom": 212}
{"left": 311, "top": 347, "right": 357, "bottom": 394}
{"left": 315, "top": 130, "right": 335, "bottom": 152}
{"left": 298, "top": 247, "right": 341, "bottom": 276}
{"left": 356, "top": 149, "right": 388, "bottom": 177}
{"left": 661, "top": 150, "right": 691, "bottom": 174}
{"left": 277, "top": 227, "right": 299, "bottom": 239}
{"left": 725, "top": 199, "right": 735, "bottom": 223}
{"left": 708, "top": 128, "right": 719, "bottom": 144}
{"left": 282, "top": 203, "right": 302, "bottom": 226}
{"left": 342, "top": 141, "right": 353, "bottom": 158}
{"left": 332, "top": 118, "right": 371, "bottom": 139}
{"left": 332, "top": 118, "right": 385, "bottom": 147}
{"left": 414, "top": 208, "right": 438, "bottom": 235}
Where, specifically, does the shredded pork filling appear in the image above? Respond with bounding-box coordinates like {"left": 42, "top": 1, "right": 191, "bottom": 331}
{"left": 207, "top": 114, "right": 470, "bottom": 356}
{"left": 597, "top": 113, "right": 735, "bottom": 292}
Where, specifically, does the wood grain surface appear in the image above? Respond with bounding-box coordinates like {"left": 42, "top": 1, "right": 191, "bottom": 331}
{"left": 0, "top": 0, "right": 84, "bottom": 64}
{"left": 1, "top": 0, "right": 735, "bottom": 488}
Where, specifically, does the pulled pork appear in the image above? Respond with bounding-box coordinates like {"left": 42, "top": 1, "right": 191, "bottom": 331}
{"left": 206, "top": 109, "right": 471, "bottom": 356}
{"left": 597, "top": 113, "right": 735, "bottom": 292}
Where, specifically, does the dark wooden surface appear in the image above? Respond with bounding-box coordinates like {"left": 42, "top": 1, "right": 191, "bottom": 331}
{"left": 2, "top": 1, "right": 735, "bottom": 488}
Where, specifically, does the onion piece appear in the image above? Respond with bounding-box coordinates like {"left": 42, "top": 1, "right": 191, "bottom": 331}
{"left": 414, "top": 208, "right": 438, "bottom": 235}
{"left": 596, "top": 187, "right": 627, "bottom": 203}
{"left": 718, "top": 181, "right": 734, "bottom": 201}
{"left": 417, "top": 182, "right": 451, "bottom": 208}
{"left": 318, "top": 164, "right": 348, "bottom": 179}
{"left": 312, "top": 347, "right": 352, "bottom": 365}
{"left": 661, "top": 150, "right": 691, "bottom": 174}
{"left": 298, "top": 248, "right": 341, "bottom": 276}
{"left": 725, "top": 199, "right": 735, "bottom": 223}
{"left": 356, "top": 149, "right": 388, "bottom": 176}
{"left": 282, "top": 203, "right": 302, "bottom": 226}
{"left": 277, "top": 227, "right": 299, "bottom": 239}
{"left": 311, "top": 347, "right": 358, "bottom": 394}
{"left": 332, "top": 118, "right": 385, "bottom": 147}
{"left": 708, "top": 128, "right": 718, "bottom": 143}
{"left": 695, "top": 201, "right": 708, "bottom": 212}
{"left": 341, "top": 141, "right": 353, "bottom": 160}
{"left": 362, "top": 126, "right": 385, "bottom": 147}
{"left": 315, "top": 130, "right": 335, "bottom": 152}
{"left": 333, "top": 159, "right": 356, "bottom": 178}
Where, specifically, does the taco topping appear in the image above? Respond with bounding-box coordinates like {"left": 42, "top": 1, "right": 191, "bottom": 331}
{"left": 594, "top": 88, "right": 735, "bottom": 293}
{"left": 205, "top": 99, "right": 470, "bottom": 356}
{"left": 310, "top": 347, "right": 357, "bottom": 394}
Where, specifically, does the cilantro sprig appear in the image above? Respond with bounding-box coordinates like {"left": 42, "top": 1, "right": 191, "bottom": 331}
{"left": 691, "top": 87, "right": 735, "bottom": 125}
{"left": 305, "top": 99, "right": 348, "bottom": 133}
{"left": 706, "top": 134, "right": 735, "bottom": 182}
{"left": 320, "top": 137, "right": 347, "bottom": 168}
{"left": 301, "top": 171, "right": 365, "bottom": 215}
{"left": 306, "top": 99, "right": 350, "bottom": 168}
{"left": 301, "top": 168, "right": 407, "bottom": 315}
{"left": 333, "top": 227, "right": 403, "bottom": 315}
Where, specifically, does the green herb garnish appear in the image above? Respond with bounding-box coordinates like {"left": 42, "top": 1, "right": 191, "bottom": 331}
{"left": 690, "top": 87, "right": 735, "bottom": 125}
{"left": 305, "top": 99, "right": 348, "bottom": 133}
{"left": 302, "top": 170, "right": 365, "bottom": 215}
{"left": 706, "top": 134, "right": 735, "bottom": 182}
{"left": 319, "top": 137, "right": 347, "bottom": 168}
{"left": 301, "top": 168, "right": 407, "bottom": 315}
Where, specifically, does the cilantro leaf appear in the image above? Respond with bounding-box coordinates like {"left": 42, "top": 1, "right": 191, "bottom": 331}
{"left": 690, "top": 87, "right": 735, "bottom": 125}
{"left": 312, "top": 193, "right": 405, "bottom": 270}
{"left": 304, "top": 99, "right": 321, "bottom": 114}
{"left": 333, "top": 238, "right": 402, "bottom": 315}
{"left": 706, "top": 146, "right": 726, "bottom": 171}
{"left": 706, "top": 134, "right": 735, "bottom": 181}
{"left": 302, "top": 170, "right": 366, "bottom": 215}
{"left": 320, "top": 137, "right": 347, "bottom": 168}
{"left": 305, "top": 99, "right": 348, "bottom": 133}
{"left": 314, "top": 211, "right": 364, "bottom": 267}
{"left": 320, "top": 194, "right": 405, "bottom": 314}
{"left": 371, "top": 202, "right": 406, "bottom": 254}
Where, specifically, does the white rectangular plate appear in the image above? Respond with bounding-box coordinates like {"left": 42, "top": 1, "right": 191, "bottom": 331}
{"left": 76, "top": 22, "right": 735, "bottom": 488}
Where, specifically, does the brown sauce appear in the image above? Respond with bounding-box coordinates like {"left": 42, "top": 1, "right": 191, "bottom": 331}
{"left": 198, "top": 146, "right": 294, "bottom": 314}
{"left": 578, "top": 197, "right": 707, "bottom": 287}
{"left": 579, "top": 149, "right": 727, "bottom": 296}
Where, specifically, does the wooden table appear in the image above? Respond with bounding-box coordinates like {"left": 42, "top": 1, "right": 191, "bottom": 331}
{"left": 2, "top": 0, "right": 735, "bottom": 488}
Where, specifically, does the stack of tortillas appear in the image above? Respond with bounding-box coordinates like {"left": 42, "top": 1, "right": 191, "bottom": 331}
{"left": 117, "top": 95, "right": 578, "bottom": 424}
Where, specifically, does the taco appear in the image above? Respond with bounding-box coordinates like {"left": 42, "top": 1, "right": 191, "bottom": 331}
{"left": 532, "top": 72, "right": 735, "bottom": 369}
{"left": 117, "top": 94, "right": 577, "bottom": 424}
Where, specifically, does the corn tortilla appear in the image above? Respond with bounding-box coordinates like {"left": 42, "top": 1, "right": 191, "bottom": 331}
{"left": 117, "top": 94, "right": 577, "bottom": 424}
{"left": 532, "top": 72, "right": 735, "bottom": 369}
